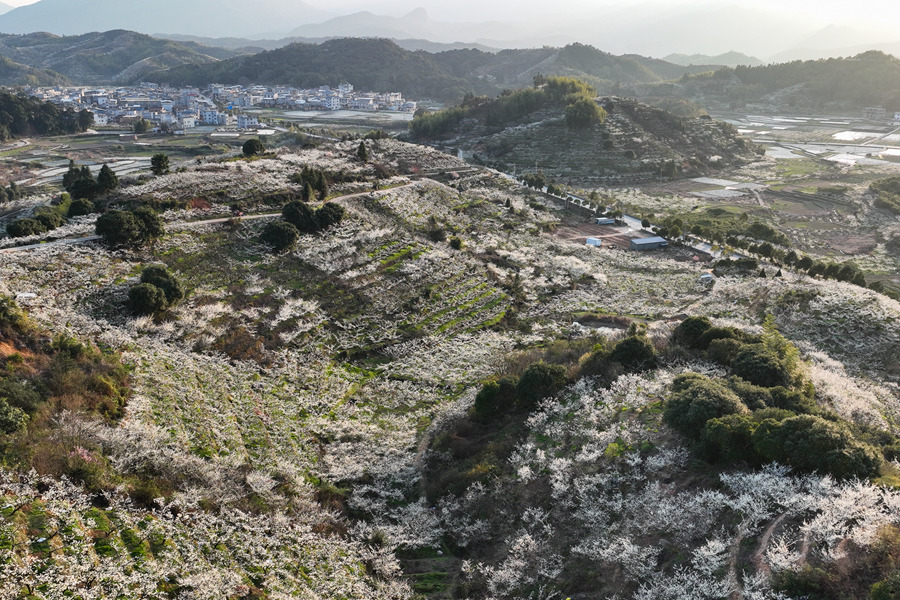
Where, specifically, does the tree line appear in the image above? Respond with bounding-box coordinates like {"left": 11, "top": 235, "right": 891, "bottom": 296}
{"left": 0, "top": 92, "right": 93, "bottom": 141}
{"left": 410, "top": 76, "right": 606, "bottom": 138}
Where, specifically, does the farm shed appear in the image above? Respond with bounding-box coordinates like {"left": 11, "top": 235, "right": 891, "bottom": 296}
{"left": 586, "top": 237, "right": 603, "bottom": 247}
{"left": 630, "top": 237, "right": 669, "bottom": 251}
{"left": 594, "top": 218, "right": 617, "bottom": 225}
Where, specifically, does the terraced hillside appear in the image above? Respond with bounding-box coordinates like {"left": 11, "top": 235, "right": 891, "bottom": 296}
{"left": 0, "top": 137, "right": 899, "bottom": 599}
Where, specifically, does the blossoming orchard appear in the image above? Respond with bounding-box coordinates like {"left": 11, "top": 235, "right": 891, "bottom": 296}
{"left": 1, "top": 135, "right": 900, "bottom": 599}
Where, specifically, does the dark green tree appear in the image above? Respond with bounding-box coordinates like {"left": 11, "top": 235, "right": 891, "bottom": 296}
{"left": 516, "top": 362, "right": 567, "bottom": 409}
{"left": 77, "top": 109, "right": 94, "bottom": 131}
{"left": 357, "top": 141, "right": 369, "bottom": 163}
{"left": 664, "top": 373, "right": 748, "bottom": 439}
{"left": 97, "top": 164, "right": 119, "bottom": 194}
{"left": 133, "top": 119, "right": 151, "bottom": 134}
{"left": 261, "top": 221, "right": 300, "bottom": 253}
{"left": 128, "top": 283, "right": 168, "bottom": 315}
{"left": 140, "top": 265, "right": 184, "bottom": 305}
{"left": 150, "top": 153, "right": 170, "bottom": 176}
{"left": 564, "top": 97, "right": 606, "bottom": 129}
{"left": 473, "top": 376, "right": 518, "bottom": 421}
{"left": 242, "top": 138, "right": 264, "bottom": 157}
{"left": 672, "top": 316, "right": 713, "bottom": 349}
{"left": 282, "top": 201, "right": 318, "bottom": 233}
{"left": 316, "top": 203, "right": 345, "bottom": 230}
{"left": 132, "top": 206, "right": 164, "bottom": 242}
{"left": 62, "top": 160, "right": 80, "bottom": 190}
{"left": 67, "top": 198, "right": 95, "bottom": 217}
{"left": 608, "top": 335, "right": 657, "bottom": 372}
{"left": 96, "top": 210, "right": 142, "bottom": 247}
{"left": 69, "top": 176, "right": 99, "bottom": 201}
{"left": 731, "top": 345, "right": 792, "bottom": 388}
{"left": 6, "top": 218, "right": 46, "bottom": 238}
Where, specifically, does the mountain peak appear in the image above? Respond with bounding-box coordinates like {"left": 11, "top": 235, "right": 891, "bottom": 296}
{"left": 404, "top": 7, "right": 429, "bottom": 22}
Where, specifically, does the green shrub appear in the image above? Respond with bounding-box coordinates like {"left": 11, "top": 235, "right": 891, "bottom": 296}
{"left": 516, "top": 362, "right": 567, "bottom": 409}
{"left": 34, "top": 209, "right": 64, "bottom": 230}
{"left": 7, "top": 218, "right": 47, "bottom": 238}
{"left": 871, "top": 570, "right": 900, "bottom": 600}
{"left": 731, "top": 344, "right": 792, "bottom": 388}
{"left": 706, "top": 338, "right": 745, "bottom": 366}
{"left": 0, "top": 398, "right": 27, "bottom": 434}
{"left": 664, "top": 374, "right": 748, "bottom": 439}
{"left": 316, "top": 202, "right": 345, "bottom": 230}
{"left": 473, "top": 376, "right": 518, "bottom": 420}
{"left": 283, "top": 201, "right": 318, "bottom": 233}
{"left": 672, "top": 316, "right": 712, "bottom": 348}
{"left": 140, "top": 266, "right": 184, "bottom": 306}
{"left": 0, "top": 379, "right": 42, "bottom": 415}
{"left": 608, "top": 335, "right": 657, "bottom": 372}
{"left": 128, "top": 283, "right": 168, "bottom": 316}
{"left": 67, "top": 198, "right": 95, "bottom": 217}
{"left": 697, "top": 326, "right": 748, "bottom": 350}
{"left": 242, "top": 138, "right": 264, "bottom": 157}
{"left": 752, "top": 414, "right": 880, "bottom": 479}
{"left": 261, "top": 221, "right": 300, "bottom": 253}
{"left": 726, "top": 377, "right": 772, "bottom": 410}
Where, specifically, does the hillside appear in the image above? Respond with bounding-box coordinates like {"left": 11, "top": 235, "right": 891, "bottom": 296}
{"left": 144, "top": 37, "right": 487, "bottom": 102}
{"left": 1, "top": 136, "right": 899, "bottom": 599}
{"left": 0, "top": 52, "right": 68, "bottom": 86}
{"left": 0, "top": 30, "right": 241, "bottom": 84}
{"left": 679, "top": 50, "right": 900, "bottom": 111}
{"left": 144, "top": 39, "right": 718, "bottom": 102}
{"left": 409, "top": 82, "right": 761, "bottom": 184}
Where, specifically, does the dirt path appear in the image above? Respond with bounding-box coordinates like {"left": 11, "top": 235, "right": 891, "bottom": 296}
{"left": 0, "top": 182, "right": 419, "bottom": 254}
{"left": 752, "top": 512, "right": 789, "bottom": 577}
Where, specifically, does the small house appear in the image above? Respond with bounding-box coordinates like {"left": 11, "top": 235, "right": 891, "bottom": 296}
{"left": 630, "top": 237, "right": 669, "bottom": 251}
{"left": 586, "top": 237, "right": 603, "bottom": 247}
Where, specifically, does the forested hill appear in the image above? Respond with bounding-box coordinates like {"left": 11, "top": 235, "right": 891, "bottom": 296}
{"left": 0, "top": 53, "right": 68, "bottom": 87}
{"left": 407, "top": 77, "right": 761, "bottom": 183}
{"left": 680, "top": 50, "right": 900, "bottom": 111}
{"left": 0, "top": 30, "right": 243, "bottom": 84}
{"left": 142, "top": 38, "right": 717, "bottom": 102}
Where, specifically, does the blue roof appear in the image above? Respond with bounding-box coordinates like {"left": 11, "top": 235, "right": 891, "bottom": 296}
{"left": 631, "top": 236, "right": 668, "bottom": 245}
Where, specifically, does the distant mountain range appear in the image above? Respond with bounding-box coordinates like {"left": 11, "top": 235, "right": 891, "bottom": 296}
{"left": 0, "top": 3, "right": 13, "bottom": 16}
{"left": 663, "top": 52, "right": 763, "bottom": 68}
{"left": 159, "top": 33, "right": 498, "bottom": 55}
{"left": 2, "top": 0, "right": 900, "bottom": 61}
{"left": 142, "top": 39, "right": 717, "bottom": 102}
{"left": 0, "top": 30, "right": 243, "bottom": 84}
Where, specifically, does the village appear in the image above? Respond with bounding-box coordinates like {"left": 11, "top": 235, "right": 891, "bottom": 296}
{"left": 27, "top": 82, "right": 418, "bottom": 132}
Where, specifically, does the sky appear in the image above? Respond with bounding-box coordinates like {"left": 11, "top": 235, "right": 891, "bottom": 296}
{"left": 298, "top": 0, "right": 900, "bottom": 27}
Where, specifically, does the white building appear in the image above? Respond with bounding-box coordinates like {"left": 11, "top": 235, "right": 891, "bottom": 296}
{"left": 237, "top": 114, "right": 259, "bottom": 129}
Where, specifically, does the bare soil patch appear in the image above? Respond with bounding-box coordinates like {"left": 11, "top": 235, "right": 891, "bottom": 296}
{"left": 554, "top": 223, "right": 636, "bottom": 250}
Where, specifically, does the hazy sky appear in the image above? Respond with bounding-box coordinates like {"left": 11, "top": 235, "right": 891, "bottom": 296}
{"left": 297, "top": 0, "right": 900, "bottom": 31}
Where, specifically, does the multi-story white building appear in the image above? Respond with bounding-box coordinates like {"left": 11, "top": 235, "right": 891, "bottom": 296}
{"left": 237, "top": 114, "right": 259, "bottom": 129}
